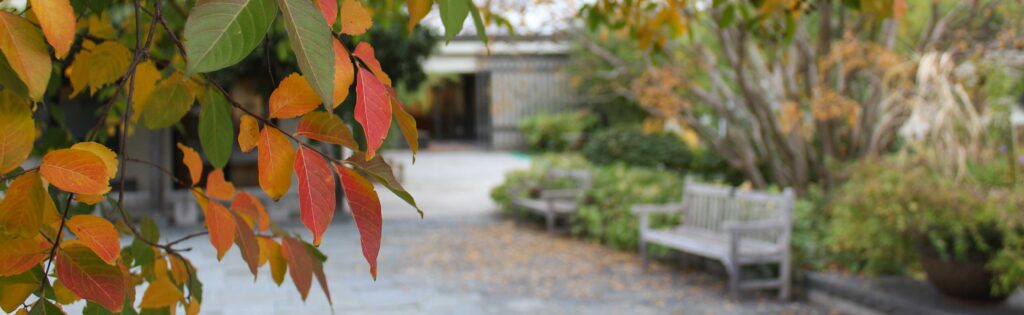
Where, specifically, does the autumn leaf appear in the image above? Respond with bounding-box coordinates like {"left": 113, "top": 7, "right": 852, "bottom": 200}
{"left": 353, "top": 42, "right": 392, "bottom": 86}
{"left": 52, "top": 279, "right": 80, "bottom": 305}
{"left": 295, "top": 147, "right": 336, "bottom": 246}
{"left": 278, "top": 0, "right": 335, "bottom": 106}
{"left": 331, "top": 39, "right": 354, "bottom": 109}
{"left": 0, "top": 91, "right": 33, "bottom": 174}
{"left": 0, "top": 11, "right": 52, "bottom": 100}
{"left": 66, "top": 214, "right": 121, "bottom": 265}
{"left": 407, "top": 0, "right": 431, "bottom": 33}
{"left": 142, "top": 73, "right": 197, "bottom": 129}
{"left": 130, "top": 61, "right": 162, "bottom": 120}
{"left": 206, "top": 169, "right": 236, "bottom": 201}
{"left": 40, "top": 148, "right": 112, "bottom": 195}
{"left": 258, "top": 127, "right": 295, "bottom": 201}
{"left": 56, "top": 243, "right": 125, "bottom": 312}
{"left": 307, "top": 244, "right": 333, "bottom": 305}
{"left": 71, "top": 142, "right": 119, "bottom": 179}
{"left": 338, "top": 165, "right": 382, "bottom": 279}
{"left": 281, "top": 236, "right": 313, "bottom": 300}
{"left": 295, "top": 111, "right": 359, "bottom": 150}
{"left": 204, "top": 201, "right": 236, "bottom": 260}
{"left": 231, "top": 192, "right": 269, "bottom": 232}
{"left": 168, "top": 255, "right": 190, "bottom": 285}
{"left": 269, "top": 73, "right": 321, "bottom": 119}
{"left": 28, "top": 0, "right": 75, "bottom": 59}
{"left": 257, "top": 237, "right": 288, "bottom": 285}
{"left": 355, "top": 67, "right": 392, "bottom": 160}
{"left": 177, "top": 143, "right": 203, "bottom": 186}
{"left": 238, "top": 115, "right": 260, "bottom": 153}
{"left": 0, "top": 236, "right": 48, "bottom": 276}
{"left": 391, "top": 95, "right": 419, "bottom": 159}
{"left": 231, "top": 211, "right": 260, "bottom": 278}
{"left": 69, "top": 41, "right": 131, "bottom": 97}
{"left": 0, "top": 171, "right": 49, "bottom": 238}
{"left": 340, "top": 0, "right": 372, "bottom": 36}
{"left": 139, "top": 277, "right": 183, "bottom": 309}
{"left": 316, "top": 0, "right": 339, "bottom": 26}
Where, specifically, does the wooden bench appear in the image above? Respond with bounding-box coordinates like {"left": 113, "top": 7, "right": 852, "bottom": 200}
{"left": 509, "top": 169, "right": 591, "bottom": 235}
{"left": 632, "top": 179, "right": 795, "bottom": 300}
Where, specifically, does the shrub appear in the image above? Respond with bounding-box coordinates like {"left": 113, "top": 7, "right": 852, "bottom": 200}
{"left": 581, "top": 128, "right": 692, "bottom": 171}
{"left": 518, "top": 112, "right": 597, "bottom": 152}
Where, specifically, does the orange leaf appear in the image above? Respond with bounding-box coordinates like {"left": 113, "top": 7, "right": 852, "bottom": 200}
{"left": 177, "top": 143, "right": 203, "bottom": 186}
{"left": 390, "top": 94, "right": 419, "bottom": 158}
{"left": 338, "top": 165, "right": 382, "bottom": 279}
{"left": 257, "top": 237, "right": 288, "bottom": 286}
{"left": 353, "top": 42, "right": 391, "bottom": 86}
{"left": 66, "top": 214, "right": 120, "bottom": 265}
{"left": 40, "top": 148, "right": 111, "bottom": 195}
{"left": 331, "top": 40, "right": 354, "bottom": 109}
{"left": 56, "top": 243, "right": 125, "bottom": 312}
{"left": 231, "top": 192, "right": 269, "bottom": 232}
{"left": 205, "top": 201, "right": 236, "bottom": 260}
{"left": 232, "top": 211, "right": 260, "bottom": 279}
{"left": 354, "top": 67, "right": 392, "bottom": 160}
{"left": 295, "top": 111, "right": 359, "bottom": 150}
{"left": 168, "top": 255, "right": 190, "bottom": 285}
{"left": 139, "top": 277, "right": 182, "bottom": 309}
{"left": 0, "top": 236, "right": 48, "bottom": 276}
{"left": 0, "top": 11, "right": 52, "bottom": 100}
{"left": 0, "top": 92, "right": 33, "bottom": 174}
{"left": 74, "top": 194, "right": 105, "bottom": 205}
{"left": 295, "top": 147, "right": 336, "bottom": 246}
{"left": 206, "top": 169, "right": 235, "bottom": 201}
{"left": 281, "top": 236, "right": 313, "bottom": 300}
{"left": 316, "top": 0, "right": 338, "bottom": 26}
{"left": 28, "top": 0, "right": 75, "bottom": 58}
{"left": 269, "top": 73, "right": 321, "bottom": 119}
{"left": 340, "top": 0, "right": 373, "bottom": 36}
{"left": 71, "top": 141, "right": 118, "bottom": 179}
{"left": 238, "top": 115, "right": 260, "bottom": 153}
{"left": 0, "top": 171, "right": 50, "bottom": 238}
{"left": 258, "top": 127, "right": 295, "bottom": 201}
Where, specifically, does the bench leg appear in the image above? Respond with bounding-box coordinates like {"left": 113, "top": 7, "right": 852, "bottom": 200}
{"left": 779, "top": 255, "right": 792, "bottom": 301}
{"left": 726, "top": 262, "right": 740, "bottom": 299}
{"left": 545, "top": 212, "right": 557, "bottom": 235}
{"left": 639, "top": 240, "right": 649, "bottom": 272}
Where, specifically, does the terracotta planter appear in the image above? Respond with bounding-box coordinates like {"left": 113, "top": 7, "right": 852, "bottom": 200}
{"left": 915, "top": 234, "right": 1010, "bottom": 302}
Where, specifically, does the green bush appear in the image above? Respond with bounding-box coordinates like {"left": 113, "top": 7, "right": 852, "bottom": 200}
{"left": 581, "top": 128, "right": 691, "bottom": 171}
{"left": 518, "top": 112, "right": 597, "bottom": 152}
{"left": 491, "top": 153, "right": 684, "bottom": 251}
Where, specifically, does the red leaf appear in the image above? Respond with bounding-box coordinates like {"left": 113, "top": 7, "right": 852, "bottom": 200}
{"left": 337, "top": 165, "right": 381, "bottom": 279}
{"left": 231, "top": 192, "right": 269, "bottom": 232}
{"left": 56, "top": 243, "right": 125, "bottom": 312}
{"left": 294, "top": 147, "right": 336, "bottom": 246}
{"left": 316, "top": 0, "right": 338, "bottom": 26}
{"left": 205, "top": 201, "right": 236, "bottom": 260}
{"left": 232, "top": 211, "right": 260, "bottom": 279}
{"left": 281, "top": 236, "right": 313, "bottom": 300}
{"left": 353, "top": 42, "right": 391, "bottom": 86}
{"left": 354, "top": 67, "right": 391, "bottom": 160}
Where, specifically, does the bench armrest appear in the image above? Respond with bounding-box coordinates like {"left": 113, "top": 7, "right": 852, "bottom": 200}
{"left": 721, "top": 219, "right": 788, "bottom": 232}
{"left": 630, "top": 203, "right": 686, "bottom": 215}
{"left": 540, "top": 189, "right": 583, "bottom": 200}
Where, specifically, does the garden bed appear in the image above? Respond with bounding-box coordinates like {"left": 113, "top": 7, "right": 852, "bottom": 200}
{"left": 806, "top": 272, "right": 1024, "bottom": 315}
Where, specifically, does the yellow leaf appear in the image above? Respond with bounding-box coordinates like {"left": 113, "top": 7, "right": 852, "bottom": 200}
{"left": 71, "top": 141, "right": 118, "bottom": 179}
{"left": 168, "top": 255, "right": 191, "bottom": 285}
{"left": 40, "top": 148, "right": 112, "bottom": 195}
{"left": 75, "top": 194, "right": 105, "bottom": 205}
{"left": 53, "top": 279, "right": 81, "bottom": 305}
{"left": 87, "top": 13, "right": 115, "bottom": 39}
{"left": 139, "top": 277, "right": 183, "bottom": 309}
{"left": 186, "top": 301, "right": 200, "bottom": 315}
{"left": 340, "top": 0, "right": 373, "bottom": 36}
{"left": 131, "top": 61, "right": 163, "bottom": 121}
{"left": 0, "top": 90, "right": 34, "bottom": 174}
{"left": 258, "top": 127, "right": 294, "bottom": 201}
{"left": 238, "top": 115, "right": 259, "bottom": 153}
{"left": 0, "top": 11, "right": 52, "bottom": 101}
{"left": 0, "top": 280, "right": 35, "bottom": 313}
{"left": 269, "top": 73, "right": 321, "bottom": 119}
{"left": 0, "top": 171, "right": 50, "bottom": 238}
{"left": 177, "top": 143, "right": 203, "bottom": 186}
{"left": 406, "top": 0, "right": 431, "bottom": 33}
{"left": 257, "top": 237, "right": 287, "bottom": 285}
{"left": 69, "top": 41, "right": 131, "bottom": 97}
{"left": 29, "top": 0, "right": 75, "bottom": 59}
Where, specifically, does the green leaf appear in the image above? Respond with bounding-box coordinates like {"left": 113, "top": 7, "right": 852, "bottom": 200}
{"left": 468, "top": 1, "right": 487, "bottom": 45}
{"left": 184, "top": 0, "right": 278, "bottom": 74}
{"left": 141, "top": 74, "right": 195, "bottom": 130}
{"left": 28, "top": 298, "right": 61, "bottom": 315}
{"left": 438, "top": 0, "right": 469, "bottom": 42}
{"left": 83, "top": 302, "right": 115, "bottom": 315}
{"left": 198, "top": 89, "right": 234, "bottom": 169}
{"left": 278, "top": 0, "right": 334, "bottom": 106}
